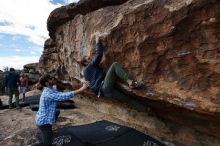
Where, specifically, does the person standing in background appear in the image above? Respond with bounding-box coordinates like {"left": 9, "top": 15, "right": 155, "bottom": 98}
{"left": 19, "top": 73, "right": 28, "bottom": 101}
{"left": 5, "top": 68, "right": 20, "bottom": 109}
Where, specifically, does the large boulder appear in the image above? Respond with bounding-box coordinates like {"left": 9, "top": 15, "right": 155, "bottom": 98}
{"left": 38, "top": 0, "right": 220, "bottom": 138}
{"left": 47, "top": 0, "right": 128, "bottom": 39}
{"left": 23, "top": 63, "right": 40, "bottom": 86}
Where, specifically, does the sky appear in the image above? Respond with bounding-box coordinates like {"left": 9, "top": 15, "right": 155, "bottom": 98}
{"left": 0, "top": 0, "right": 79, "bottom": 71}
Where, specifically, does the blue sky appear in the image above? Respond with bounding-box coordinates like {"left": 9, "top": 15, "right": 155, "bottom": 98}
{"left": 0, "top": 0, "right": 79, "bottom": 71}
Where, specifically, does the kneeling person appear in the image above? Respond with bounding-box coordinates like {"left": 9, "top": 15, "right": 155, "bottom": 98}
{"left": 32, "top": 74, "right": 86, "bottom": 146}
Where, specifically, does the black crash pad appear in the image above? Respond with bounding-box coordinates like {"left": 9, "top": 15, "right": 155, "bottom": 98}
{"left": 50, "top": 120, "right": 165, "bottom": 146}
{"left": 0, "top": 101, "right": 30, "bottom": 110}
{"left": 22, "top": 95, "right": 41, "bottom": 104}
{"left": 23, "top": 95, "right": 74, "bottom": 104}
{"left": 0, "top": 95, "right": 75, "bottom": 110}
{"left": 0, "top": 104, "right": 9, "bottom": 110}
{"left": 0, "top": 95, "right": 41, "bottom": 110}
{"left": 30, "top": 102, "right": 75, "bottom": 111}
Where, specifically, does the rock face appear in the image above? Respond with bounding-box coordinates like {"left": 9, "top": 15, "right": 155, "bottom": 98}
{"left": 23, "top": 63, "right": 40, "bottom": 86}
{"left": 38, "top": 0, "right": 220, "bottom": 139}
{"left": 47, "top": 0, "right": 128, "bottom": 39}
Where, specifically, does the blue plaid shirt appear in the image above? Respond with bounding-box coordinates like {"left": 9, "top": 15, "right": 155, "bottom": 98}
{"left": 35, "top": 87, "right": 75, "bottom": 125}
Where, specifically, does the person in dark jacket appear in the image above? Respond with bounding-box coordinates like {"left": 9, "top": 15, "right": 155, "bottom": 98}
{"left": 79, "top": 34, "right": 146, "bottom": 112}
{"left": 5, "top": 68, "right": 20, "bottom": 109}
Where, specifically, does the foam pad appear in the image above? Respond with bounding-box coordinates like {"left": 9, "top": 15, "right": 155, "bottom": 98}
{"left": 50, "top": 120, "right": 165, "bottom": 146}
{"left": 22, "top": 95, "right": 41, "bottom": 105}
{"left": 29, "top": 104, "right": 39, "bottom": 111}
{"left": 0, "top": 104, "right": 9, "bottom": 110}
{"left": 56, "top": 102, "right": 75, "bottom": 109}
{"left": 0, "top": 102, "right": 29, "bottom": 110}
{"left": 30, "top": 102, "right": 75, "bottom": 111}
{"left": 16, "top": 102, "right": 29, "bottom": 107}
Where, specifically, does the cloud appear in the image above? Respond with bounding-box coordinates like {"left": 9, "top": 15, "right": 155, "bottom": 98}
{"left": 0, "top": 0, "right": 62, "bottom": 46}
{"left": 30, "top": 51, "right": 37, "bottom": 55}
{"left": 28, "top": 46, "right": 43, "bottom": 55}
{"left": 0, "top": 0, "right": 80, "bottom": 71}
{"left": 0, "top": 56, "right": 40, "bottom": 70}
{"left": 64, "top": 0, "right": 80, "bottom": 4}
{"left": 15, "top": 49, "right": 22, "bottom": 52}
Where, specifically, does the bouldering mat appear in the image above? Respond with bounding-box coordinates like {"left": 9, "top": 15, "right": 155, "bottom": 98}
{"left": 51, "top": 120, "right": 165, "bottom": 146}
{"left": 18, "top": 95, "right": 41, "bottom": 105}
{"left": 30, "top": 102, "right": 75, "bottom": 111}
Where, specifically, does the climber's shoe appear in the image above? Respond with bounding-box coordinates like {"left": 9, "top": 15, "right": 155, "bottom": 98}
{"left": 129, "top": 81, "right": 144, "bottom": 89}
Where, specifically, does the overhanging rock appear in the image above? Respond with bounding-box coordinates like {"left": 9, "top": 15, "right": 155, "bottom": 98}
{"left": 39, "top": 0, "right": 220, "bottom": 138}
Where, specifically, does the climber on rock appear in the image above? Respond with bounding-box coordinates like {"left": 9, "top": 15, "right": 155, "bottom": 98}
{"left": 78, "top": 33, "right": 146, "bottom": 112}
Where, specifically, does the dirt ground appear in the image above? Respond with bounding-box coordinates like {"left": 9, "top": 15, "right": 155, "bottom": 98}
{"left": 0, "top": 91, "right": 220, "bottom": 146}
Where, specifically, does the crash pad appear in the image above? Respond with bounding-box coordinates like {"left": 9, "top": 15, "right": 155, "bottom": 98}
{"left": 50, "top": 120, "right": 165, "bottom": 146}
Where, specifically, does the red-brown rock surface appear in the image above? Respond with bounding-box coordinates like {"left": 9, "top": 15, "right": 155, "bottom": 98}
{"left": 47, "top": 0, "right": 128, "bottom": 39}
{"left": 23, "top": 63, "right": 40, "bottom": 86}
{"left": 38, "top": 0, "right": 220, "bottom": 139}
